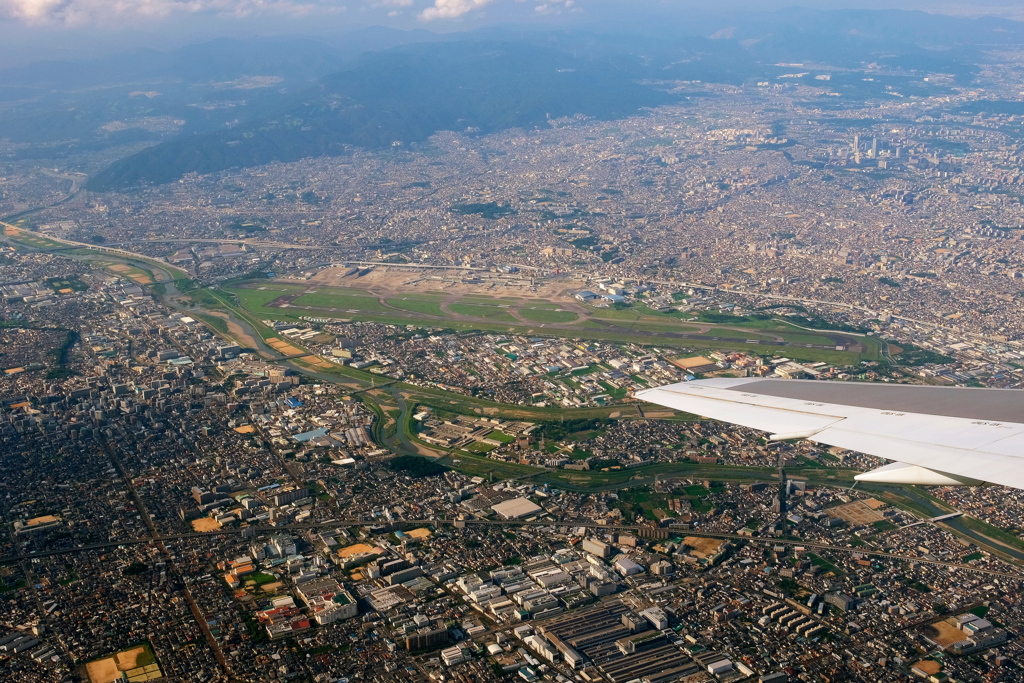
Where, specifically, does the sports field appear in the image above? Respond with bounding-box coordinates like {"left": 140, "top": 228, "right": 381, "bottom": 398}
{"left": 2, "top": 224, "right": 68, "bottom": 250}
{"left": 100, "top": 262, "right": 154, "bottom": 284}
{"left": 85, "top": 644, "right": 159, "bottom": 683}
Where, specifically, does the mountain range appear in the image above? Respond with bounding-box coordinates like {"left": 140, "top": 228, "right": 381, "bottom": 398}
{"left": 0, "top": 9, "right": 1020, "bottom": 190}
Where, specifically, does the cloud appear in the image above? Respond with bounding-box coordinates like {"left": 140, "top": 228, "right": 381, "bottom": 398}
{"left": 0, "top": 0, "right": 345, "bottom": 25}
{"left": 418, "top": 0, "right": 491, "bottom": 21}
{"left": 534, "top": 0, "right": 574, "bottom": 15}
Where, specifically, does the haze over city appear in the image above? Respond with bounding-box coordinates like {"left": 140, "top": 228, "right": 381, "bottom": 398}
{"left": 4, "top": 1, "right": 1024, "bottom": 682}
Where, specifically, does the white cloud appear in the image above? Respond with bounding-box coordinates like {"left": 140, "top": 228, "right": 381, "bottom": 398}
{"left": 0, "top": 0, "right": 345, "bottom": 25}
{"left": 534, "top": 0, "right": 574, "bottom": 14}
{"left": 418, "top": 0, "right": 491, "bottom": 21}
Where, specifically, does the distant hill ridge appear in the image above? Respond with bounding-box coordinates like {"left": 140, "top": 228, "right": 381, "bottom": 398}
{"left": 78, "top": 8, "right": 1024, "bottom": 190}
{"left": 84, "top": 41, "right": 674, "bottom": 191}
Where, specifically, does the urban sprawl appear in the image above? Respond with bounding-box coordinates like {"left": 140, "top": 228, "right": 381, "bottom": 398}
{"left": 5, "top": 47, "right": 1024, "bottom": 683}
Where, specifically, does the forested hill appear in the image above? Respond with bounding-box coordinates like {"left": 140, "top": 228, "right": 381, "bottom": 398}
{"left": 81, "top": 7, "right": 1018, "bottom": 191}
{"left": 85, "top": 41, "right": 675, "bottom": 191}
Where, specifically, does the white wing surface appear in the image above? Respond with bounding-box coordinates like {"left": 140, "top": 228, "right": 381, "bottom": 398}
{"left": 635, "top": 378, "right": 1024, "bottom": 489}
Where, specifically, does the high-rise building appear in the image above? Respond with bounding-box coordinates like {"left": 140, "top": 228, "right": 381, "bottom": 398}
{"left": 406, "top": 628, "right": 450, "bottom": 651}
{"left": 271, "top": 486, "right": 309, "bottom": 507}
{"left": 582, "top": 538, "right": 612, "bottom": 558}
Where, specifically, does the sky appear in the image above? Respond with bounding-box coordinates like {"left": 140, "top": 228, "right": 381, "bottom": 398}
{"left": 2, "top": 0, "right": 1021, "bottom": 26}
{"left": 0, "top": 0, "right": 1022, "bottom": 67}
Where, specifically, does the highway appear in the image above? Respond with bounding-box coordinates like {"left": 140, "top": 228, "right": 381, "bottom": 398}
{"left": 0, "top": 222, "right": 186, "bottom": 275}
{"left": 107, "top": 237, "right": 330, "bottom": 251}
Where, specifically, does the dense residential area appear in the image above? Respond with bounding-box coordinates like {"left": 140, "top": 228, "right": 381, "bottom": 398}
{"left": 6, "top": 7, "right": 1024, "bottom": 683}
{"left": 3, "top": 208, "right": 1024, "bottom": 683}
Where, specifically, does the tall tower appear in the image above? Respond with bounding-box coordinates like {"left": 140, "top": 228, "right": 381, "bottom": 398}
{"left": 853, "top": 135, "right": 861, "bottom": 164}
{"left": 871, "top": 137, "right": 878, "bottom": 159}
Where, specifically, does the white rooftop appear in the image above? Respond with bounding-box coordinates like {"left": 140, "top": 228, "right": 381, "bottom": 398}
{"left": 492, "top": 497, "right": 542, "bottom": 519}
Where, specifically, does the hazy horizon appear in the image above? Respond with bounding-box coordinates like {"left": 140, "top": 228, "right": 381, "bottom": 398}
{"left": 1, "top": 0, "right": 1023, "bottom": 69}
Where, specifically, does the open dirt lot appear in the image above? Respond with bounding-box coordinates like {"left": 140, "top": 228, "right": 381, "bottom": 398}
{"left": 86, "top": 657, "right": 120, "bottom": 683}
{"left": 923, "top": 619, "right": 968, "bottom": 648}
{"left": 266, "top": 337, "right": 306, "bottom": 356}
{"left": 191, "top": 517, "right": 222, "bottom": 532}
{"left": 86, "top": 646, "right": 152, "bottom": 683}
{"left": 683, "top": 537, "right": 725, "bottom": 559}
{"left": 639, "top": 409, "right": 676, "bottom": 419}
{"left": 107, "top": 263, "right": 153, "bottom": 284}
{"left": 115, "top": 646, "right": 146, "bottom": 670}
{"left": 830, "top": 500, "right": 886, "bottom": 525}
{"left": 302, "top": 355, "right": 335, "bottom": 369}
{"left": 338, "top": 543, "right": 381, "bottom": 558}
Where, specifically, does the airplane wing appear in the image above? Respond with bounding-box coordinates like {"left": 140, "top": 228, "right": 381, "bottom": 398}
{"left": 635, "top": 378, "right": 1024, "bottom": 489}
